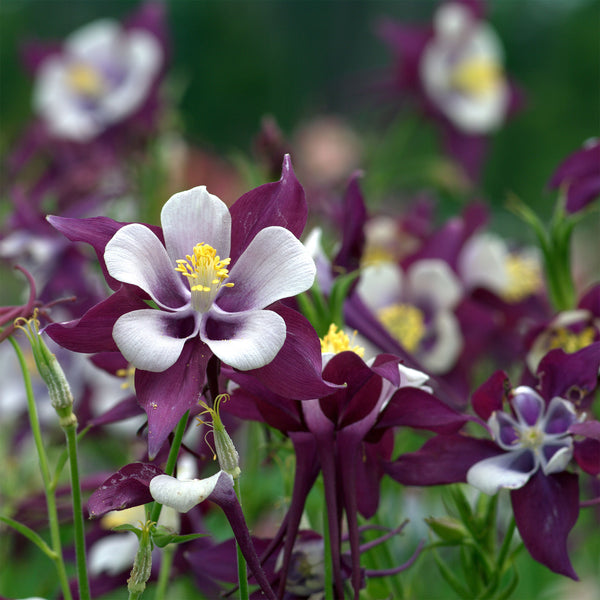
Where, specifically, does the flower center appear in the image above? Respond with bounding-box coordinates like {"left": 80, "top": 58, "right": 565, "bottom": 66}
{"left": 175, "top": 243, "right": 234, "bottom": 313}
{"left": 502, "top": 254, "right": 542, "bottom": 302}
{"left": 320, "top": 323, "right": 364, "bottom": 357}
{"left": 115, "top": 365, "right": 136, "bottom": 390}
{"left": 518, "top": 426, "right": 545, "bottom": 450}
{"left": 450, "top": 57, "right": 502, "bottom": 97}
{"left": 67, "top": 62, "right": 106, "bottom": 97}
{"left": 377, "top": 303, "right": 425, "bottom": 353}
{"left": 547, "top": 326, "right": 596, "bottom": 354}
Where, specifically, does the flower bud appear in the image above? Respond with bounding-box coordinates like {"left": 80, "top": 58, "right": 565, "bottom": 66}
{"left": 425, "top": 516, "right": 469, "bottom": 543}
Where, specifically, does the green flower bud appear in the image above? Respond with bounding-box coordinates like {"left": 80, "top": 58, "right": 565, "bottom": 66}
{"left": 127, "top": 521, "right": 153, "bottom": 598}
{"left": 425, "top": 516, "right": 469, "bottom": 543}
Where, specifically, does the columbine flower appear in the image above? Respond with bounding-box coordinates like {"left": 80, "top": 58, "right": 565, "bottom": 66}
{"left": 45, "top": 157, "right": 333, "bottom": 457}
{"left": 386, "top": 344, "right": 600, "bottom": 579}
{"left": 31, "top": 5, "right": 164, "bottom": 142}
{"left": 103, "top": 186, "right": 315, "bottom": 374}
{"left": 548, "top": 138, "right": 600, "bottom": 214}
{"left": 377, "top": 1, "right": 520, "bottom": 179}
{"left": 466, "top": 387, "right": 578, "bottom": 495}
{"left": 355, "top": 258, "right": 463, "bottom": 374}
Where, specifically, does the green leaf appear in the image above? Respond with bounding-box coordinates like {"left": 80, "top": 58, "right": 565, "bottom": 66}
{"left": 0, "top": 515, "right": 57, "bottom": 560}
{"left": 328, "top": 269, "right": 360, "bottom": 329}
{"left": 112, "top": 523, "right": 143, "bottom": 540}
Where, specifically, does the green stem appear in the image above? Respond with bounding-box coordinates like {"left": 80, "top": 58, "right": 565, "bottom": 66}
{"left": 8, "top": 336, "right": 73, "bottom": 600}
{"left": 154, "top": 542, "right": 176, "bottom": 600}
{"left": 234, "top": 477, "right": 249, "bottom": 600}
{"left": 64, "top": 421, "right": 91, "bottom": 600}
{"left": 150, "top": 411, "right": 189, "bottom": 524}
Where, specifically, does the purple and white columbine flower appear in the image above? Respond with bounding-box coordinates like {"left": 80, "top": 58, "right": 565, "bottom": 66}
{"left": 33, "top": 15, "right": 163, "bottom": 142}
{"left": 104, "top": 186, "right": 316, "bottom": 373}
{"left": 466, "top": 387, "right": 578, "bottom": 495}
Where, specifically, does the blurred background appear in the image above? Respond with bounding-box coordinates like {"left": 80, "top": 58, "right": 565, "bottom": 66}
{"left": 1, "top": 0, "right": 598, "bottom": 224}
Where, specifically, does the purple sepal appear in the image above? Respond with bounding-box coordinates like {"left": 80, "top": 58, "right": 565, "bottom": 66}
{"left": 573, "top": 439, "right": 600, "bottom": 475}
{"left": 87, "top": 462, "right": 165, "bottom": 519}
{"left": 136, "top": 339, "right": 210, "bottom": 459}
{"left": 471, "top": 370, "right": 510, "bottom": 420}
{"left": 47, "top": 215, "right": 164, "bottom": 290}
{"left": 44, "top": 286, "right": 148, "bottom": 353}
{"left": 377, "top": 388, "right": 470, "bottom": 434}
{"left": 229, "top": 155, "right": 307, "bottom": 263}
{"left": 537, "top": 343, "right": 600, "bottom": 403}
{"left": 208, "top": 472, "right": 277, "bottom": 600}
{"left": 87, "top": 395, "right": 143, "bottom": 428}
{"left": 568, "top": 420, "right": 600, "bottom": 441}
{"left": 333, "top": 172, "right": 367, "bottom": 274}
{"left": 510, "top": 471, "right": 579, "bottom": 580}
{"left": 385, "top": 434, "right": 502, "bottom": 486}
{"left": 242, "top": 304, "right": 340, "bottom": 400}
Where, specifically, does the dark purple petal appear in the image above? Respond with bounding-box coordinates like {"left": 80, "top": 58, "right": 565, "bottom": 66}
{"left": 471, "top": 370, "right": 510, "bottom": 421}
{"left": 47, "top": 215, "right": 163, "bottom": 291}
{"left": 376, "top": 388, "right": 470, "bottom": 434}
{"left": 511, "top": 471, "right": 579, "bottom": 579}
{"left": 333, "top": 172, "right": 366, "bottom": 274}
{"left": 87, "top": 462, "right": 164, "bottom": 518}
{"left": 568, "top": 420, "right": 600, "bottom": 441}
{"left": 537, "top": 343, "right": 600, "bottom": 402}
{"left": 564, "top": 175, "right": 600, "bottom": 213}
{"left": 385, "top": 434, "right": 502, "bottom": 486}
{"left": 44, "top": 285, "right": 148, "bottom": 353}
{"left": 356, "top": 432, "right": 394, "bottom": 518}
{"left": 370, "top": 354, "right": 403, "bottom": 387}
{"left": 135, "top": 339, "right": 210, "bottom": 459}
{"left": 207, "top": 472, "right": 276, "bottom": 599}
{"left": 87, "top": 395, "right": 143, "bottom": 428}
{"left": 573, "top": 439, "right": 600, "bottom": 475}
{"left": 578, "top": 283, "right": 600, "bottom": 315}
{"left": 229, "top": 155, "right": 307, "bottom": 262}
{"left": 442, "top": 127, "right": 487, "bottom": 182}
{"left": 243, "top": 304, "right": 339, "bottom": 400}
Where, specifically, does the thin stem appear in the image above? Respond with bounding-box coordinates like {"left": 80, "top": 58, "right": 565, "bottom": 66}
{"left": 9, "top": 336, "right": 73, "bottom": 600}
{"left": 234, "top": 477, "right": 249, "bottom": 600}
{"left": 150, "top": 411, "right": 190, "bottom": 524}
{"left": 154, "top": 542, "right": 176, "bottom": 600}
{"left": 64, "top": 421, "right": 91, "bottom": 600}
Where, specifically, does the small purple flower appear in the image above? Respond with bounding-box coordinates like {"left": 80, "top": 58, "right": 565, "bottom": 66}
{"left": 467, "top": 387, "right": 578, "bottom": 495}
{"left": 548, "top": 138, "right": 600, "bottom": 214}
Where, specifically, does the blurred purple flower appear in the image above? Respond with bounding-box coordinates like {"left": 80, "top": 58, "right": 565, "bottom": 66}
{"left": 548, "top": 138, "right": 600, "bottom": 214}
{"left": 377, "top": 0, "right": 521, "bottom": 180}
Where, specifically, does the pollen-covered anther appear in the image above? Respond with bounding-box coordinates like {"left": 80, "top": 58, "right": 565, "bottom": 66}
{"left": 378, "top": 303, "right": 425, "bottom": 353}
{"left": 320, "top": 323, "right": 365, "bottom": 357}
{"left": 175, "top": 242, "right": 234, "bottom": 312}
{"left": 450, "top": 57, "right": 502, "bottom": 97}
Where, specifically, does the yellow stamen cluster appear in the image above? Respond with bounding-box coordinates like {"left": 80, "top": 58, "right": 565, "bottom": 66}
{"left": 518, "top": 427, "right": 544, "bottom": 450}
{"left": 547, "top": 326, "right": 596, "bottom": 355}
{"left": 378, "top": 303, "right": 426, "bottom": 353}
{"left": 320, "top": 324, "right": 365, "bottom": 357}
{"left": 67, "top": 62, "right": 106, "bottom": 97}
{"left": 503, "top": 254, "right": 542, "bottom": 302}
{"left": 450, "top": 57, "right": 502, "bottom": 97}
{"left": 175, "top": 243, "right": 234, "bottom": 312}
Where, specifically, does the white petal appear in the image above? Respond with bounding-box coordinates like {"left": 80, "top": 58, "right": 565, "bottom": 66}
{"left": 113, "top": 309, "right": 198, "bottom": 372}
{"left": 149, "top": 472, "right": 224, "bottom": 513}
{"left": 161, "top": 187, "right": 231, "bottom": 264}
{"left": 223, "top": 226, "right": 316, "bottom": 311}
{"left": 407, "top": 259, "right": 462, "bottom": 310}
{"left": 541, "top": 444, "right": 573, "bottom": 476}
{"left": 420, "top": 310, "right": 463, "bottom": 374}
{"left": 467, "top": 450, "right": 537, "bottom": 495}
{"left": 65, "top": 19, "right": 120, "bottom": 57}
{"left": 105, "top": 223, "right": 189, "bottom": 310}
{"left": 457, "top": 233, "right": 509, "bottom": 293}
{"left": 100, "top": 30, "right": 162, "bottom": 123}
{"left": 201, "top": 306, "right": 286, "bottom": 371}
{"left": 356, "top": 262, "right": 403, "bottom": 312}
{"left": 398, "top": 363, "right": 433, "bottom": 392}
{"left": 88, "top": 532, "right": 138, "bottom": 576}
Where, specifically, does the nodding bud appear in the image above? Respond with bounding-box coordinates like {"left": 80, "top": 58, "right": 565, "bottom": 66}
{"left": 16, "top": 311, "right": 75, "bottom": 426}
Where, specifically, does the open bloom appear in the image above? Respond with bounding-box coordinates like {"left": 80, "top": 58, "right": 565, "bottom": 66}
{"left": 104, "top": 186, "right": 315, "bottom": 373}
{"left": 32, "top": 9, "right": 164, "bottom": 142}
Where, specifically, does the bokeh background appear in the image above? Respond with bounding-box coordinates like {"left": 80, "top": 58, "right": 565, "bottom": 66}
{"left": 1, "top": 0, "right": 598, "bottom": 225}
